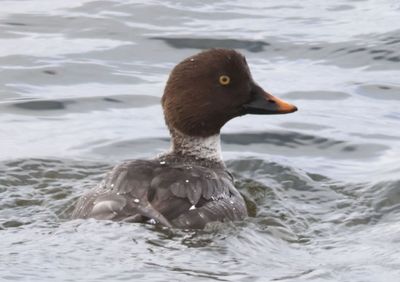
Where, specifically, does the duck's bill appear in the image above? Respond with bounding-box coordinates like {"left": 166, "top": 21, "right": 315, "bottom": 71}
{"left": 243, "top": 83, "right": 297, "bottom": 115}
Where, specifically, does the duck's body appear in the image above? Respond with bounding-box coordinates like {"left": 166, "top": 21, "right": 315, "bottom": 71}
{"left": 72, "top": 49, "right": 297, "bottom": 228}
{"left": 72, "top": 134, "right": 247, "bottom": 229}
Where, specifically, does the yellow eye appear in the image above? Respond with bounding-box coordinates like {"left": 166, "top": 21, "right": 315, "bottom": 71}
{"left": 219, "top": 75, "right": 230, "bottom": 85}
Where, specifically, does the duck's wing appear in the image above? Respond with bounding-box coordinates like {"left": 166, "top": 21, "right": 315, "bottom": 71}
{"left": 152, "top": 165, "right": 248, "bottom": 229}
{"left": 72, "top": 160, "right": 176, "bottom": 227}
{"left": 72, "top": 160, "right": 247, "bottom": 228}
{"left": 171, "top": 197, "right": 247, "bottom": 229}
{"left": 169, "top": 178, "right": 248, "bottom": 229}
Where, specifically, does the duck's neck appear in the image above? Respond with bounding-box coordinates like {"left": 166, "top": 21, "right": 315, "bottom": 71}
{"left": 163, "top": 128, "right": 223, "bottom": 164}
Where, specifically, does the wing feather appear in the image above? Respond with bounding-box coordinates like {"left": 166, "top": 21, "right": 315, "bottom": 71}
{"left": 72, "top": 159, "right": 247, "bottom": 228}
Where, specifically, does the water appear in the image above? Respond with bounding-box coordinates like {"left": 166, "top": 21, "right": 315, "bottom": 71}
{"left": 1, "top": 0, "right": 400, "bottom": 281}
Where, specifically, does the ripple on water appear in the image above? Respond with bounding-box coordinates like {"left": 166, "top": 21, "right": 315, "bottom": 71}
{"left": 1, "top": 158, "right": 399, "bottom": 281}
{"left": 221, "top": 131, "right": 389, "bottom": 159}
{"left": 356, "top": 84, "right": 400, "bottom": 100}
{"left": 281, "top": 90, "right": 351, "bottom": 100}
{"left": 0, "top": 94, "right": 160, "bottom": 116}
{"left": 151, "top": 37, "right": 269, "bottom": 53}
{"left": 0, "top": 159, "right": 110, "bottom": 228}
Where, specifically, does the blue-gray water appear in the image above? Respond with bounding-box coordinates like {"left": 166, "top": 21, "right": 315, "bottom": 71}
{"left": 1, "top": 1, "right": 400, "bottom": 281}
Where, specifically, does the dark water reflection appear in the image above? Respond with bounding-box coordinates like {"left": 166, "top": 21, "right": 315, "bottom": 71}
{"left": 152, "top": 37, "right": 269, "bottom": 52}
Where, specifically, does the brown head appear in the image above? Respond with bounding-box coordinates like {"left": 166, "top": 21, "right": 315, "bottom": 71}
{"left": 162, "top": 49, "right": 297, "bottom": 137}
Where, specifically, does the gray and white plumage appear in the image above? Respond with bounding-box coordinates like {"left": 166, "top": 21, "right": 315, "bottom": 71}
{"left": 72, "top": 158, "right": 247, "bottom": 229}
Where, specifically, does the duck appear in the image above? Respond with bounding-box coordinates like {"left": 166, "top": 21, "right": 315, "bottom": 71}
{"left": 72, "top": 48, "right": 297, "bottom": 229}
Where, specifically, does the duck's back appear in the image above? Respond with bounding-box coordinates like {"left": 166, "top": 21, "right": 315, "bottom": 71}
{"left": 72, "top": 159, "right": 247, "bottom": 229}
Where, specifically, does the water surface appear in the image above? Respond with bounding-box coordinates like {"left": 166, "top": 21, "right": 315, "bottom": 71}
{"left": 1, "top": 1, "right": 400, "bottom": 281}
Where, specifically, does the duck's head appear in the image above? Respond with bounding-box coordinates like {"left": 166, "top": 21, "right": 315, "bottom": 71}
{"left": 162, "top": 49, "right": 297, "bottom": 137}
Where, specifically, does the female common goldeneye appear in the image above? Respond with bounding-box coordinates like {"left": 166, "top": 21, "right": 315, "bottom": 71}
{"left": 72, "top": 49, "right": 297, "bottom": 229}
